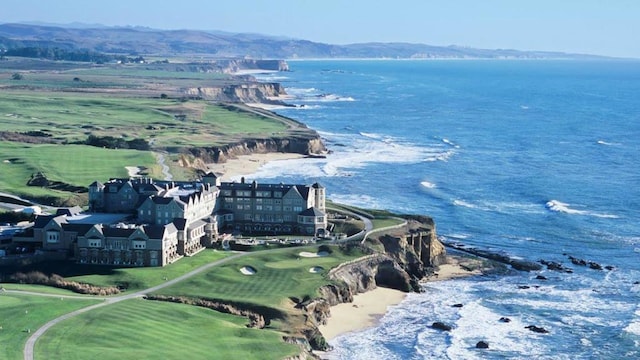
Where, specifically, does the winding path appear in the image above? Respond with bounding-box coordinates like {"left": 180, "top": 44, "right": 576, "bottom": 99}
{"left": 155, "top": 152, "right": 173, "bottom": 181}
{"left": 20, "top": 208, "right": 404, "bottom": 360}
{"left": 22, "top": 251, "right": 251, "bottom": 360}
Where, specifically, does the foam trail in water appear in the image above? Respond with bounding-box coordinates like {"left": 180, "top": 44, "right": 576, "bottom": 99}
{"left": 545, "top": 200, "right": 619, "bottom": 219}
{"left": 421, "top": 181, "right": 437, "bottom": 189}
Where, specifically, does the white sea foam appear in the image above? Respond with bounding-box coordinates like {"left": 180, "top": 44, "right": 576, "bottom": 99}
{"left": 545, "top": 200, "right": 619, "bottom": 219}
{"left": 596, "top": 139, "right": 623, "bottom": 146}
{"left": 624, "top": 308, "right": 640, "bottom": 337}
{"left": 453, "top": 199, "right": 477, "bottom": 209}
{"left": 359, "top": 132, "right": 383, "bottom": 139}
{"left": 420, "top": 181, "right": 437, "bottom": 189}
{"left": 442, "top": 138, "right": 460, "bottom": 148}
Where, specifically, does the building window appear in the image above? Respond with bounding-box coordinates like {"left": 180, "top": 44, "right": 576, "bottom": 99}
{"left": 294, "top": 206, "right": 302, "bottom": 212}
{"left": 256, "top": 205, "right": 263, "bottom": 211}
{"left": 46, "top": 231, "right": 60, "bottom": 243}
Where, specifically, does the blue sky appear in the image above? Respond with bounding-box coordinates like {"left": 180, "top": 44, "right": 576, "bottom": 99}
{"left": 1, "top": 0, "right": 638, "bottom": 58}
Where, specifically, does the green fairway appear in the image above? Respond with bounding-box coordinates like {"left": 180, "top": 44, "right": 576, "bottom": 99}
{"left": 0, "top": 141, "right": 159, "bottom": 204}
{"left": 0, "top": 92, "right": 289, "bottom": 145}
{"left": 0, "top": 293, "right": 98, "bottom": 360}
{"left": 67, "top": 250, "right": 232, "bottom": 292}
{"left": 35, "top": 298, "right": 300, "bottom": 360}
{"left": 157, "top": 245, "right": 365, "bottom": 309}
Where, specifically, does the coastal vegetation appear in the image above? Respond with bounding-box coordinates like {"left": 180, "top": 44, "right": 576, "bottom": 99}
{"left": 0, "top": 60, "right": 318, "bottom": 206}
{"left": 0, "top": 52, "right": 441, "bottom": 359}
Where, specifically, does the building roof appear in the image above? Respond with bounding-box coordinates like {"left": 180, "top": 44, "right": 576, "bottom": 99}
{"left": 299, "top": 207, "right": 325, "bottom": 217}
{"left": 103, "top": 227, "right": 137, "bottom": 238}
{"left": 172, "top": 218, "right": 187, "bottom": 230}
{"left": 55, "top": 206, "right": 83, "bottom": 217}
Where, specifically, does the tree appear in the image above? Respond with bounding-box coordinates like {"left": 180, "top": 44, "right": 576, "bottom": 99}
{"left": 11, "top": 73, "right": 23, "bottom": 80}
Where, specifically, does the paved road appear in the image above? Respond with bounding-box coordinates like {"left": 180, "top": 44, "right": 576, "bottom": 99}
{"left": 155, "top": 152, "right": 173, "bottom": 181}
{"left": 22, "top": 251, "right": 251, "bottom": 360}
{"left": 20, "top": 207, "right": 397, "bottom": 360}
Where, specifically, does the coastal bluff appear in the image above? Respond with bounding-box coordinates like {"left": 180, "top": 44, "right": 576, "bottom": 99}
{"left": 299, "top": 219, "right": 446, "bottom": 351}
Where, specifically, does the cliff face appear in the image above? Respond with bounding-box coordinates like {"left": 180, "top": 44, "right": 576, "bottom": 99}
{"left": 301, "top": 227, "right": 446, "bottom": 351}
{"left": 378, "top": 220, "right": 447, "bottom": 282}
{"left": 182, "top": 82, "right": 288, "bottom": 104}
{"left": 185, "top": 135, "right": 327, "bottom": 165}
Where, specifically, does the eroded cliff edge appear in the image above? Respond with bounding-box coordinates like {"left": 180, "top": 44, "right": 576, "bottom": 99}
{"left": 299, "top": 219, "right": 446, "bottom": 351}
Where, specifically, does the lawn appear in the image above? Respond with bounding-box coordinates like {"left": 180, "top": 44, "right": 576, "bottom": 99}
{"left": 0, "top": 292, "right": 98, "bottom": 360}
{"left": 371, "top": 217, "right": 406, "bottom": 229}
{"left": 35, "top": 298, "right": 300, "bottom": 360}
{"left": 156, "top": 245, "right": 365, "bottom": 310}
{"left": 67, "top": 250, "right": 232, "bottom": 292}
{"left": 0, "top": 141, "right": 159, "bottom": 204}
{"left": 3, "top": 249, "right": 233, "bottom": 293}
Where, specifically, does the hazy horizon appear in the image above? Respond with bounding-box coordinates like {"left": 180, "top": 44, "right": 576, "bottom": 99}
{"left": 1, "top": 0, "right": 638, "bottom": 59}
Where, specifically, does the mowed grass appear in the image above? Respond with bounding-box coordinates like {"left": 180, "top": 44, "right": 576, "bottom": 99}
{"left": 0, "top": 141, "right": 159, "bottom": 202}
{"left": 35, "top": 298, "right": 299, "bottom": 360}
{"left": 0, "top": 92, "right": 289, "bottom": 146}
{"left": 67, "top": 250, "right": 232, "bottom": 292}
{"left": 157, "top": 245, "right": 365, "bottom": 309}
{"left": 0, "top": 293, "right": 98, "bottom": 360}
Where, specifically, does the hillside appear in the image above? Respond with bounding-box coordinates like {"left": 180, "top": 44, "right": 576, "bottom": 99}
{"left": 0, "top": 23, "right": 609, "bottom": 60}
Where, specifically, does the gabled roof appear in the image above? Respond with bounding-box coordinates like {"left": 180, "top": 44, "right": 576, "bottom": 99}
{"left": 187, "top": 219, "right": 207, "bottom": 232}
{"left": 103, "top": 227, "right": 136, "bottom": 238}
{"left": 89, "top": 181, "right": 103, "bottom": 188}
{"left": 56, "top": 206, "right": 83, "bottom": 217}
{"left": 295, "top": 185, "right": 310, "bottom": 200}
{"left": 143, "top": 223, "right": 177, "bottom": 239}
{"left": 173, "top": 218, "right": 188, "bottom": 231}
{"left": 33, "top": 215, "right": 56, "bottom": 228}
{"left": 61, "top": 223, "right": 94, "bottom": 234}
{"left": 152, "top": 196, "right": 175, "bottom": 205}
{"left": 299, "top": 207, "right": 325, "bottom": 217}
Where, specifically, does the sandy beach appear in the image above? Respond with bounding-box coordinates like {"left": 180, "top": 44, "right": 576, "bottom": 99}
{"left": 206, "top": 153, "right": 305, "bottom": 181}
{"left": 318, "top": 255, "right": 485, "bottom": 343}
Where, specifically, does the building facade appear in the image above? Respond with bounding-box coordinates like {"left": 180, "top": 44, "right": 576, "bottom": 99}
{"left": 14, "top": 174, "right": 327, "bottom": 267}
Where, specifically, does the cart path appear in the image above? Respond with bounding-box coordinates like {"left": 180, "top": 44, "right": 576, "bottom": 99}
{"left": 22, "top": 210, "right": 377, "bottom": 360}
{"left": 23, "top": 251, "right": 250, "bottom": 360}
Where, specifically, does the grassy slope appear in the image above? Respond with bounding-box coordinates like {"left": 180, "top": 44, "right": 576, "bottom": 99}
{"left": 0, "top": 141, "right": 159, "bottom": 203}
{"left": 0, "top": 64, "right": 295, "bottom": 203}
{"left": 35, "top": 299, "right": 299, "bottom": 360}
{"left": 0, "top": 293, "right": 99, "bottom": 360}
{"left": 157, "top": 246, "right": 365, "bottom": 317}
{"left": 66, "top": 250, "right": 232, "bottom": 292}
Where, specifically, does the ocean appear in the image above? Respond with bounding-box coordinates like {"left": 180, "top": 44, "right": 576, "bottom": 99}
{"left": 249, "top": 60, "right": 640, "bottom": 359}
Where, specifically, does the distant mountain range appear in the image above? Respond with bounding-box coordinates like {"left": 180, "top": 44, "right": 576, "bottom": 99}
{"left": 0, "top": 22, "right": 610, "bottom": 60}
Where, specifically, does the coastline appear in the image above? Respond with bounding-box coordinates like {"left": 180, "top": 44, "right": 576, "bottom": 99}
{"left": 205, "top": 152, "right": 305, "bottom": 181}
{"left": 317, "top": 254, "right": 486, "bottom": 345}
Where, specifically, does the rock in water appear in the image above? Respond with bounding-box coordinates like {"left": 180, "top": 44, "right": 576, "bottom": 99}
{"left": 525, "top": 325, "right": 549, "bottom": 333}
{"left": 431, "top": 321, "right": 452, "bottom": 331}
{"left": 476, "top": 341, "right": 489, "bottom": 349}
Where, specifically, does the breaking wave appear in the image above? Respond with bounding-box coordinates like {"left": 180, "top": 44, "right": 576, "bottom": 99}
{"left": 545, "top": 200, "right": 619, "bottom": 219}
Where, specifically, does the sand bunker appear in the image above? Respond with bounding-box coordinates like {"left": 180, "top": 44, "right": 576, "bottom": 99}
{"left": 309, "top": 266, "right": 324, "bottom": 273}
{"left": 299, "top": 251, "right": 330, "bottom": 258}
{"left": 125, "top": 166, "right": 141, "bottom": 177}
{"left": 239, "top": 266, "right": 257, "bottom": 275}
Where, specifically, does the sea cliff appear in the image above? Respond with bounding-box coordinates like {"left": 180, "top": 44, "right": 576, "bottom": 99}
{"left": 298, "top": 220, "right": 447, "bottom": 352}
{"left": 182, "top": 82, "right": 289, "bottom": 105}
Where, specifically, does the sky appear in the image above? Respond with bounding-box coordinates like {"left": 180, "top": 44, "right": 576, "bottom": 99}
{"left": 1, "top": 0, "right": 638, "bottom": 58}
